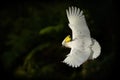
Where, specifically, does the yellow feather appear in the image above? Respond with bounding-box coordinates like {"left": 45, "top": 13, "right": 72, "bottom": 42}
{"left": 65, "top": 35, "right": 71, "bottom": 43}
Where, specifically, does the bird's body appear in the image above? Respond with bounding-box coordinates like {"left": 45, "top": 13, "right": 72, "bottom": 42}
{"left": 62, "top": 6, "right": 101, "bottom": 68}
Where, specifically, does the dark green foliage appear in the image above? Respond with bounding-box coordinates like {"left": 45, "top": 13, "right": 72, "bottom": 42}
{"left": 0, "top": 0, "right": 115, "bottom": 80}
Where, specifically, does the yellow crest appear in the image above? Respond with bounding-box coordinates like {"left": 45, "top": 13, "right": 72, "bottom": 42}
{"left": 65, "top": 35, "right": 71, "bottom": 43}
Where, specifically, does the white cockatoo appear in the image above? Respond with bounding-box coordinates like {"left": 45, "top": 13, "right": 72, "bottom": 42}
{"left": 62, "top": 6, "right": 101, "bottom": 68}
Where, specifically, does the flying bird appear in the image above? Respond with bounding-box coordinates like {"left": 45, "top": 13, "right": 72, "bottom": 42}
{"left": 62, "top": 6, "right": 101, "bottom": 68}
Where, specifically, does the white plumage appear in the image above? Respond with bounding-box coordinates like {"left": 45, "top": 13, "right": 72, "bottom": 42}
{"left": 62, "top": 6, "right": 101, "bottom": 68}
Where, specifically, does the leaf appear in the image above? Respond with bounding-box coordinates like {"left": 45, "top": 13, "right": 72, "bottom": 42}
{"left": 39, "top": 24, "right": 63, "bottom": 35}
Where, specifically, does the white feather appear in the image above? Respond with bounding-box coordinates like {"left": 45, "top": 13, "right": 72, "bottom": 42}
{"left": 67, "top": 7, "right": 90, "bottom": 39}
{"left": 90, "top": 38, "right": 101, "bottom": 59}
{"left": 63, "top": 47, "right": 91, "bottom": 68}
{"left": 62, "top": 6, "right": 101, "bottom": 68}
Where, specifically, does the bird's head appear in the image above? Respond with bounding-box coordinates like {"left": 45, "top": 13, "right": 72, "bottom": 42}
{"left": 62, "top": 35, "right": 71, "bottom": 47}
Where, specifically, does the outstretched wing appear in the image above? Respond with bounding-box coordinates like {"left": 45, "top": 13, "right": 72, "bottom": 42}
{"left": 63, "top": 48, "right": 90, "bottom": 68}
{"left": 66, "top": 7, "right": 90, "bottom": 39}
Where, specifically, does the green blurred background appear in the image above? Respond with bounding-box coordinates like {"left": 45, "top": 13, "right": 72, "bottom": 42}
{"left": 0, "top": 0, "right": 115, "bottom": 80}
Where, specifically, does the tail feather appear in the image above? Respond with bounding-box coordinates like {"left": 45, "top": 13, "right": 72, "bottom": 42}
{"left": 90, "top": 38, "right": 101, "bottom": 59}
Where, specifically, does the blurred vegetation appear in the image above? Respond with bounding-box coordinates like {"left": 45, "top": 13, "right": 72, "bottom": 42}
{"left": 0, "top": 0, "right": 115, "bottom": 80}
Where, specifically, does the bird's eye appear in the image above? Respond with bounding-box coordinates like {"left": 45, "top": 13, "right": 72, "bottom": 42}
{"left": 65, "top": 35, "right": 71, "bottom": 43}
